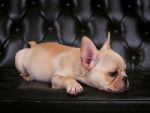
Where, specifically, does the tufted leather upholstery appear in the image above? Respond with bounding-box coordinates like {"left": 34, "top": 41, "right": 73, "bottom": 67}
{"left": 0, "top": 0, "right": 150, "bottom": 113}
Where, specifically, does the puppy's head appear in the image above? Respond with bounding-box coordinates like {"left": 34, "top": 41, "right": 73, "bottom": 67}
{"left": 80, "top": 32, "right": 129, "bottom": 93}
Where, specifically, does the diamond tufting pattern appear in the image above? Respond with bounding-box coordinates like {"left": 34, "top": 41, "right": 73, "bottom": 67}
{"left": 0, "top": 0, "right": 150, "bottom": 75}
{"left": 0, "top": 0, "right": 150, "bottom": 113}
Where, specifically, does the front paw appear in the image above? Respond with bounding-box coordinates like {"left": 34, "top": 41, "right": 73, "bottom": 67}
{"left": 66, "top": 82, "right": 83, "bottom": 95}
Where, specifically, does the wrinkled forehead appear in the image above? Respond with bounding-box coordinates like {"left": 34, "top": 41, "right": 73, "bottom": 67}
{"left": 98, "top": 50, "right": 126, "bottom": 71}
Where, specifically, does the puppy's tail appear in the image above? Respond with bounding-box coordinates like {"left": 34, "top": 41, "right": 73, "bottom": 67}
{"left": 27, "top": 41, "right": 37, "bottom": 47}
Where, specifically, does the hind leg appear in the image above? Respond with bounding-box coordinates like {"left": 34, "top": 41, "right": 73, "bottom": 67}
{"left": 15, "top": 49, "right": 32, "bottom": 82}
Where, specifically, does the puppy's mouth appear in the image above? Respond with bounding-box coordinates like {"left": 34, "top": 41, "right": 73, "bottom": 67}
{"left": 106, "top": 77, "right": 129, "bottom": 93}
{"left": 106, "top": 86, "right": 128, "bottom": 93}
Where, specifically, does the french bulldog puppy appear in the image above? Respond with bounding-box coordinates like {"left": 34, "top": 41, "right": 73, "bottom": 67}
{"left": 15, "top": 33, "right": 129, "bottom": 95}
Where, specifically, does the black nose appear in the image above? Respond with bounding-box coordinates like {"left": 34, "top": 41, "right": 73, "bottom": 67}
{"left": 123, "top": 76, "right": 128, "bottom": 86}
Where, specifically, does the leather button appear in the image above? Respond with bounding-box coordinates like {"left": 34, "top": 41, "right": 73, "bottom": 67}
{"left": 97, "top": 4, "right": 101, "bottom": 8}
{"left": 15, "top": 28, "right": 20, "bottom": 32}
{"left": 131, "top": 56, "right": 136, "bottom": 60}
{"left": 0, "top": 3, "right": 5, "bottom": 8}
{"left": 144, "top": 31, "right": 149, "bottom": 36}
{"left": 81, "top": 29, "right": 85, "bottom": 33}
{"left": 128, "top": 5, "right": 132, "bottom": 8}
{"left": 66, "top": 3, "right": 70, "bottom": 7}
{"left": 31, "top": 1, "right": 36, "bottom": 5}
{"left": 48, "top": 27, "right": 53, "bottom": 31}
{"left": 114, "top": 29, "right": 119, "bottom": 34}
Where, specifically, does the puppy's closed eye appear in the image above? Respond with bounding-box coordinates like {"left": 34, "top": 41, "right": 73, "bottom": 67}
{"left": 110, "top": 71, "right": 118, "bottom": 77}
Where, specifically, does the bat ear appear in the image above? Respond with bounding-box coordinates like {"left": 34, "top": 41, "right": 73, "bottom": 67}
{"left": 80, "top": 36, "right": 97, "bottom": 70}
{"left": 101, "top": 32, "right": 111, "bottom": 50}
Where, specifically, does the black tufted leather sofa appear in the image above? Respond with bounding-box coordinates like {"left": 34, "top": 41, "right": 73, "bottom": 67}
{"left": 0, "top": 0, "right": 150, "bottom": 113}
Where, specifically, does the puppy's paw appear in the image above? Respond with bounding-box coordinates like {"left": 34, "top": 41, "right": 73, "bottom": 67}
{"left": 66, "top": 82, "right": 83, "bottom": 95}
{"left": 22, "top": 75, "right": 32, "bottom": 82}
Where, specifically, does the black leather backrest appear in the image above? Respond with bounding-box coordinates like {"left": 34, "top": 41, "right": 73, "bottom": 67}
{"left": 0, "top": 0, "right": 150, "bottom": 74}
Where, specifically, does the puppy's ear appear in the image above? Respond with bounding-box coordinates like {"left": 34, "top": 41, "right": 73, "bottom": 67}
{"left": 80, "top": 36, "right": 97, "bottom": 70}
{"left": 101, "top": 32, "right": 111, "bottom": 50}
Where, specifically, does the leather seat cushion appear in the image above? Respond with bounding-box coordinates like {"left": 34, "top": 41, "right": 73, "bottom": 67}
{"left": 0, "top": 70, "right": 150, "bottom": 113}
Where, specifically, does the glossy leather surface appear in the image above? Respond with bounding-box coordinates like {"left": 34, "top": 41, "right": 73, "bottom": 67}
{"left": 0, "top": 0, "right": 150, "bottom": 113}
